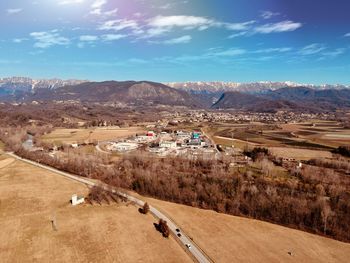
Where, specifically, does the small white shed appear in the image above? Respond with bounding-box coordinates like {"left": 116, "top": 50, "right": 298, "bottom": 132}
{"left": 71, "top": 194, "right": 84, "bottom": 206}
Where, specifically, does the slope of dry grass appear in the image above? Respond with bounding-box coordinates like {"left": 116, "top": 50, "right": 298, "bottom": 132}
{"left": 0, "top": 156, "right": 190, "bottom": 263}
{"left": 144, "top": 197, "right": 350, "bottom": 263}
{"left": 42, "top": 127, "right": 144, "bottom": 144}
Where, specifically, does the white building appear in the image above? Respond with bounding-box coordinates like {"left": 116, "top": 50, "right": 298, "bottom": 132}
{"left": 160, "top": 141, "right": 177, "bottom": 149}
{"left": 71, "top": 194, "right": 84, "bottom": 206}
{"left": 108, "top": 142, "right": 139, "bottom": 152}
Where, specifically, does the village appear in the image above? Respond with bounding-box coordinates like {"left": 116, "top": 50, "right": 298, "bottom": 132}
{"left": 162, "top": 110, "right": 337, "bottom": 124}
{"left": 102, "top": 130, "right": 219, "bottom": 159}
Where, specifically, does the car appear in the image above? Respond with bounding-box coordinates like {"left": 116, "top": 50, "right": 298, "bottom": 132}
{"left": 186, "top": 244, "right": 192, "bottom": 249}
{"left": 177, "top": 233, "right": 182, "bottom": 237}
{"left": 176, "top": 228, "right": 180, "bottom": 232}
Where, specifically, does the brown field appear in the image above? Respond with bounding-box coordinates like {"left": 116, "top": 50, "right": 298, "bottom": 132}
{"left": 205, "top": 121, "right": 348, "bottom": 151}
{"left": 269, "top": 147, "right": 332, "bottom": 160}
{"left": 0, "top": 155, "right": 190, "bottom": 263}
{"left": 143, "top": 197, "right": 350, "bottom": 263}
{"left": 42, "top": 127, "right": 145, "bottom": 144}
{"left": 281, "top": 122, "right": 350, "bottom": 148}
{"left": 0, "top": 158, "right": 15, "bottom": 169}
{"left": 214, "top": 136, "right": 257, "bottom": 149}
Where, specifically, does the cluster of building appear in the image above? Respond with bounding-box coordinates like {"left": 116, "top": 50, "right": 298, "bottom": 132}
{"left": 161, "top": 111, "right": 336, "bottom": 124}
{"left": 105, "top": 130, "right": 216, "bottom": 158}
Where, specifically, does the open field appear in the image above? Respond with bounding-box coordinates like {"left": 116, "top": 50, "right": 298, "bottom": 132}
{"left": 281, "top": 122, "right": 350, "bottom": 148}
{"left": 269, "top": 147, "right": 332, "bottom": 160}
{"left": 143, "top": 197, "right": 350, "bottom": 263}
{"left": 204, "top": 121, "right": 349, "bottom": 159}
{"left": 0, "top": 158, "right": 15, "bottom": 169}
{"left": 42, "top": 127, "right": 145, "bottom": 144}
{"left": 0, "top": 155, "right": 190, "bottom": 263}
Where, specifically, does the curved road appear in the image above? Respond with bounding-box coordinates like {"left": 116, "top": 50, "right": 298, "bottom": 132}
{"left": 6, "top": 152, "right": 212, "bottom": 263}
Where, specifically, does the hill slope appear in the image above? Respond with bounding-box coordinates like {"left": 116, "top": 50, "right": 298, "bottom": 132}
{"left": 29, "top": 81, "right": 203, "bottom": 107}
{"left": 0, "top": 155, "right": 191, "bottom": 263}
{"left": 213, "top": 87, "right": 350, "bottom": 112}
{"left": 145, "top": 196, "right": 350, "bottom": 263}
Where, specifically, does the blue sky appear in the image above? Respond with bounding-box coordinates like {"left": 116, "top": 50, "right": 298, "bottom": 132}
{"left": 0, "top": 0, "right": 349, "bottom": 84}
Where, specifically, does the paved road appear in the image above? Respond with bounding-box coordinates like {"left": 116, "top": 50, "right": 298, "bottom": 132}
{"left": 95, "top": 142, "right": 111, "bottom": 155}
{"left": 6, "top": 152, "right": 212, "bottom": 263}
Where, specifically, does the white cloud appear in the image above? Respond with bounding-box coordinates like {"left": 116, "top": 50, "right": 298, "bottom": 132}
{"left": 58, "top": 0, "right": 84, "bottom": 5}
{"left": 7, "top": 8, "right": 22, "bottom": 14}
{"left": 145, "top": 15, "right": 254, "bottom": 38}
{"left": 224, "top": 21, "right": 255, "bottom": 31}
{"left": 322, "top": 48, "right": 346, "bottom": 58}
{"left": 98, "top": 19, "right": 139, "bottom": 31}
{"left": 90, "top": 0, "right": 107, "bottom": 15}
{"left": 300, "top": 43, "right": 327, "bottom": 55}
{"left": 104, "top": 8, "right": 118, "bottom": 16}
{"left": 255, "top": 21, "right": 302, "bottom": 34}
{"left": 344, "top": 33, "right": 350, "bottom": 37}
{"left": 228, "top": 32, "right": 248, "bottom": 39}
{"left": 148, "top": 15, "right": 215, "bottom": 30}
{"left": 79, "top": 35, "right": 99, "bottom": 41}
{"left": 91, "top": 0, "right": 106, "bottom": 9}
{"left": 260, "top": 11, "right": 280, "bottom": 20}
{"left": 30, "top": 31, "right": 70, "bottom": 48}
{"left": 152, "top": 35, "right": 192, "bottom": 45}
{"left": 13, "top": 38, "right": 28, "bottom": 43}
{"left": 101, "top": 34, "right": 127, "bottom": 41}
{"left": 211, "top": 48, "right": 247, "bottom": 57}
{"left": 254, "top": 47, "right": 292, "bottom": 53}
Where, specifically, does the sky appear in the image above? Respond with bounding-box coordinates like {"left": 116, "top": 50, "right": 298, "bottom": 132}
{"left": 0, "top": 0, "right": 349, "bottom": 84}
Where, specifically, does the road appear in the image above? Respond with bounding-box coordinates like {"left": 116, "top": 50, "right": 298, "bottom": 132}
{"left": 95, "top": 142, "right": 111, "bottom": 154}
{"left": 6, "top": 152, "right": 212, "bottom": 263}
{"left": 200, "top": 128, "right": 221, "bottom": 157}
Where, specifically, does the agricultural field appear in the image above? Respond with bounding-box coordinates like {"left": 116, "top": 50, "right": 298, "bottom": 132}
{"left": 144, "top": 197, "right": 350, "bottom": 263}
{"left": 204, "top": 121, "right": 350, "bottom": 159}
{"left": 269, "top": 147, "right": 332, "bottom": 160}
{"left": 281, "top": 121, "right": 350, "bottom": 148}
{"left": 0, "top": 155, "right": 190, "bottom": 263}
{"left": 41, "top": 127, "right": 145, "bottom": 144}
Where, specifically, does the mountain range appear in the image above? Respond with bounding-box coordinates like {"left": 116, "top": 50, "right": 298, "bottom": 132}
{"left": 1, "top": 77, "right": 350, "bottom": 112}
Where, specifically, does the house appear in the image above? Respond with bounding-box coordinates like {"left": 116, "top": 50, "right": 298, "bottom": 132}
{"left": 71, "top": 194, "right": 84, "bottom": 206}
{"left": 160, "top": 141, "right": 177, "bottom": 149}
{"left": 192, "top": 132, "right": 201, "bottom": 139}
{"left": 147, "top": 131, "right": 156, "bottom": 137}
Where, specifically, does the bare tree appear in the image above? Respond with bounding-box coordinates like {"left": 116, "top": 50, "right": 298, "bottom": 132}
{"left": 142, "top": 202, "right": 150, "bottom": 214}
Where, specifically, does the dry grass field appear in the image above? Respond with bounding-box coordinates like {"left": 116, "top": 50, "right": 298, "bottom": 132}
{"left": 143, "top": 197, "right": 350, "bottom": 263}
{"left": 269, "top": 147, "right": 332, "bottom": 160}
{"left": 0, "top": 155, "right": 190, "bottom": 263}
{"left": 42, "top": 127, "right": 145, "bottom": 144}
